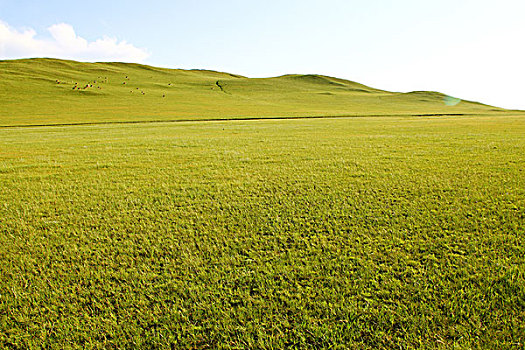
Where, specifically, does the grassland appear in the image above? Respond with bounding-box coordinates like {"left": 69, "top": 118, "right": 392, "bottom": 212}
{"left": 0, "top": 58, "right": 511, "bottom": 127}
{"left": 1, "top": 114, "right": 524, "bottom": 349}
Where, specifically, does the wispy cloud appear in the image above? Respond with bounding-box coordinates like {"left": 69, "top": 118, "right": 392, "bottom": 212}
{"left": 0, "top": 20, "right": 149, "bottom": 63}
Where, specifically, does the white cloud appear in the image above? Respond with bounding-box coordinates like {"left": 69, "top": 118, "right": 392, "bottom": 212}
{"left": 0, "top": 21, "right": 149, "bottom": 63}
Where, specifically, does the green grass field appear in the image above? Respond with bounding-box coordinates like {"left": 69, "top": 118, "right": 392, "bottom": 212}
{"left": 1, "top": 115, "right": 524, "bottom": 349}
{"left": 1, "top": 59, "right": 524, "bottom": 348}
{"left": 0, "top": 58, "right": 512, "bottom": 127}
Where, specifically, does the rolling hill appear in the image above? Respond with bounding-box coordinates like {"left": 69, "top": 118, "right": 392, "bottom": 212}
{"left": 0, "top": 58, "right": 510, "bottom": 126}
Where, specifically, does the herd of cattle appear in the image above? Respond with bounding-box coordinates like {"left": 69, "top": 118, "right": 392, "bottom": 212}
{"left": 55, "top": 76, "right": 167, "bottom": 97}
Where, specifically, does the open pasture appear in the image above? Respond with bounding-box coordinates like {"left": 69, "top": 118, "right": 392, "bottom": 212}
{"left": 0, "top": 115, "right": 524, "bottom": 349}
{"left": 0, "top": 59, "right": 508, "bottom": 127}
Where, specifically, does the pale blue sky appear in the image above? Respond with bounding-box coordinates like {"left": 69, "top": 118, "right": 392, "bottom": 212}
{"left": 1, "top": 0, "right": 524, "bottom": 109}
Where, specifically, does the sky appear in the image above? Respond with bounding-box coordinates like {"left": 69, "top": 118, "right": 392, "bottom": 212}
{"left": 0, "top": 0, "right": 524, "bottom": 110}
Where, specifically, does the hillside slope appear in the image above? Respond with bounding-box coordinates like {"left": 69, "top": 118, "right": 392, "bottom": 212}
{"left": 0, "top": 58, "right": 509, "bottom": 126}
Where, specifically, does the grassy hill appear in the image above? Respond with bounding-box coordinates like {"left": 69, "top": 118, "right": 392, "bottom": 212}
{"left": 0, "top": 58, "right": 509, "bottom": 126}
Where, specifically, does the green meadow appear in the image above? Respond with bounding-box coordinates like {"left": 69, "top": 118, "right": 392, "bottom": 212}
{"left": 0, "top": 59, "right": 524, "bottom": 349}
{"left": 0, "top": 58, "right": 511, "bottom": 127}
